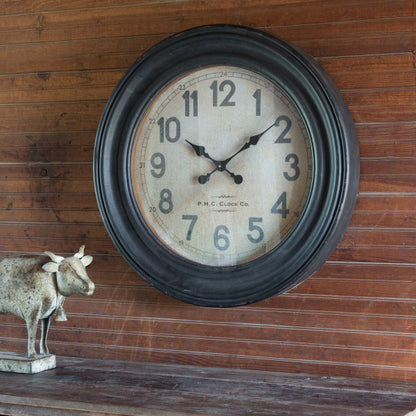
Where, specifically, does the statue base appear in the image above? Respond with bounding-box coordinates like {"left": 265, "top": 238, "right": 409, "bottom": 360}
{"left": 0, "top": 352, "right": 56, "bottom": 374}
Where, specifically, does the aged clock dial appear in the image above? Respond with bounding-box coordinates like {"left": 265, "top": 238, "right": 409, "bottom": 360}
{"left": 131, "top": 66, "right": 312, "bottom": 267}
{"left": 94, "top": 25, "right": 359, "bottom": 306}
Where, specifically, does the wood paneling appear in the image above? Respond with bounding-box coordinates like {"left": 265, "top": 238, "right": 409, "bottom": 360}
{"left": 0, "top": 0, "right": 415, "bottom": 383}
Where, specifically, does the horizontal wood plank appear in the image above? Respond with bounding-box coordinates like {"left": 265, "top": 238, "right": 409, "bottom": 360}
{"left": 0, "top": 208, "right": 102, "bottom": 223}
{"left": 0, "top": 223, "right": 108, "bottom": 239}
{"left": 349, "top": 212, "right": 416, "bottom": 228}
{"left": 0, "top": 194, "right": 97, "bottom": 209}
{"left": 359, "top": 175, "right": 416, "bottom": 193}
{"left": 339, "top": 228, "right": 416, "bottom": 248}
{"left": 355, "top": 194, "right": 416, "bottom": 211}
{"left": 0, "top": 102, "right": 104, "bottom": 133}
{"left": 0, "top": 0, "right": 176, "bottom": 15}
{"left": 0, "top": 238, "right": 116, "bottom": 255}
{"left": 330, "top": 246, "right": 416, "bottom": 264}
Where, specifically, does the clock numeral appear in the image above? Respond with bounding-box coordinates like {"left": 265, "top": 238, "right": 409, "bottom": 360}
{"left": 159, "top": 188, "right": 173, "bottom": 214}
{"left": 274, "top": 116, "right": 292, "bottom": 143}
{"left": 182, "top": 90, "right": 198, "bottom": 117}
{"left": 210, "top": 80, "right": 236, "bottom": 107}
{"left": 247, "top": 217, "right": 264, "bottom": 244}
{"left": 182, "top": 215, "right": 198, "bottom": 240}
{"left": 284, "top": 153, "right": 300, "bottom": 181}
{"left": 158, "top": 117, "right": 181, "bottom": 143}
{"left": 253, "top": 89, "right": 261, "bottom": 116}
{"left": 150, "top": 152, "right": 165, "bottom": 178}
{"left": 214, "top": 225, "right": 230, "bottom": 251}
{"left": 271, "top": 192, "right": 289, "bottom": 218}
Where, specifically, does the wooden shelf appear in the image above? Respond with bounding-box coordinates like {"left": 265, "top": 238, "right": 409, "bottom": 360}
{"left": 0, "top": 356, "right": 415, "bottom": 415}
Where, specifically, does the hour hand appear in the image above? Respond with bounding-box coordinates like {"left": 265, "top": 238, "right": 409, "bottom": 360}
{"left": 185, "top": 140, "right": 216, "bottom": 162}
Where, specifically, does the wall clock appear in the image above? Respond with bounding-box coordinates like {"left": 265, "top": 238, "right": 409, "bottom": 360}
{"left": 94, "top": 25, "right": 359, "bottom": 307}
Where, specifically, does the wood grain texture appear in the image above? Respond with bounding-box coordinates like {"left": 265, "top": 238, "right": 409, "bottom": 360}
{"left": 0, "top": 0, "right": 415, "bottom": 385}
{"left": 1, "top": 357, "right": 416, "bottom": 416}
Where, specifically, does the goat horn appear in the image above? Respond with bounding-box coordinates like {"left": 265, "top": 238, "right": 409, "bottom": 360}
{"left": 74, "top": 245, "right": 85, "bottom": 259}
{"left": 45, "top": 251, "right": 64, "bottom": 263}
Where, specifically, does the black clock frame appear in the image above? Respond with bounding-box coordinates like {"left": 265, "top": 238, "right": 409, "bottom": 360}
{"left": 94, "top": 25, "right": 359, "bottom": 307}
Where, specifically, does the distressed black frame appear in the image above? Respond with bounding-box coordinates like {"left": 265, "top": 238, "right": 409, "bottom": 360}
{"left": 94, "top": 25, "right": 359, "bottom": 307}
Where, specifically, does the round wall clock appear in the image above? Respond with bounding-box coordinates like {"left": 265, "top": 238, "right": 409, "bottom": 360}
{"left": 94, "top": 25, "right": 359, "bottom": 307}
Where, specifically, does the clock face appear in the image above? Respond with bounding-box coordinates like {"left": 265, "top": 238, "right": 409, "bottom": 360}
{"left": 131, "top": 66, "right": 313, "bottom": 267}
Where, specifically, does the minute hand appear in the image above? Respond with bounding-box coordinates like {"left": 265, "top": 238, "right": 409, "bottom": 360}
{"left": 222, "top": 118, "right": 278, "bottom": 166}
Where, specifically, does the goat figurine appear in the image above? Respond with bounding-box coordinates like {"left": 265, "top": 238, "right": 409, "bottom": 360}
{"left": 0, "top": 246, "right": 94, "bottom": 358}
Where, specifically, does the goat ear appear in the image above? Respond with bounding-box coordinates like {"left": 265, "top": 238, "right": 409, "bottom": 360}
{"left": 42, "top": 262, "right": 59, "bottom": 273}
{"left": 81, "top": 255, "right": 93, "bottom": 267}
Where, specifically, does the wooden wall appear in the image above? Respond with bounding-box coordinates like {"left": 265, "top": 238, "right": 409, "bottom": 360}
{"left": 0, "top": 0, "right": 415, "bottom": 382}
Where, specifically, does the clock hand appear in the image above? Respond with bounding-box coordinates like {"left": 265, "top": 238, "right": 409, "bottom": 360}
{"left": 221, "top": 117, "right": 279, "bottom": 167}
{"left": 225, "top": 168, "right": 243, "bottom": 184}
{"left": 187, "top": 116, "right": 275, "bottom": 183}
{"left": 186, "top": 139, "right": 242, "bottom": 184}
{"left": 198, "top": 168, "right": 218, "bottom": 184}
{"left": 185, "top": 140, "right": 218, "bottom": 164}
{"left": 199, "top": 168, "right": 242, "bottom": 185}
